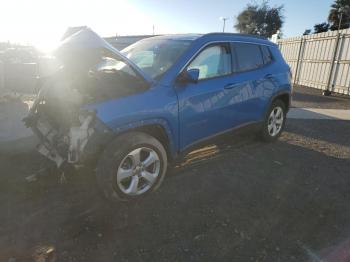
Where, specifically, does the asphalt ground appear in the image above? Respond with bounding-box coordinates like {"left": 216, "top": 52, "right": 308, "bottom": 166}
{"left": 0, "top": 86, "right": 349, "bottom": 262}
{"left": 292, "top": 85, "right": 350, "bottom": 110}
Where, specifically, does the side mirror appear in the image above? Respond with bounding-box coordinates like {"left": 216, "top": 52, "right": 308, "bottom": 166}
{"left": 186, "top": 68, "right": 200, "bottom": 83}
{"left": 177, "top": 68, "right": 200, "bottom": 84}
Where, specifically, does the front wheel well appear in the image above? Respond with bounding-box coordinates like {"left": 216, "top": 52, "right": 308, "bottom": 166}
{"left": 120, "top": 124, "right": 173, "bottom": 162}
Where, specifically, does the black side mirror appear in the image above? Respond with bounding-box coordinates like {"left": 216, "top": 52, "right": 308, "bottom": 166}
{"left": 177, "top": 68, "right": 200, "bottom": 84}
{"left": 186, "top": 68, "right": 200, "bottom": 83}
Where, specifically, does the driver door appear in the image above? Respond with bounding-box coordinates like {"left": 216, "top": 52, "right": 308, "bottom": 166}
{"left": 175, "top": 43, "right": 239, "bottom": 149}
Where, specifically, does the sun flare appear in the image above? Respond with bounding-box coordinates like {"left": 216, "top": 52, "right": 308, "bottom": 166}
{"left": 0, "top": 0, "right": 157, "bottom": 52}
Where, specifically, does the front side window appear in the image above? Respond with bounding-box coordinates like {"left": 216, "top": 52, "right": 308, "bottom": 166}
{"left": 232, "top": 43, "right": 264, "bottom": 72}
{"left": 187, "top": 44, "right": 232, "bottom": 80}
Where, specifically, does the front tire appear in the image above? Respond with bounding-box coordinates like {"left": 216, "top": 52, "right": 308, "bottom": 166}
{"left": 260, "top": 100, "right": 287, "bottom": 142}
{"left": 96, "top": 132, "right": 168, "bottom": 202}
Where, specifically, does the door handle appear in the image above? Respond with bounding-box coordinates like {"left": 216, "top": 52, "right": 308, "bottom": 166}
{"left": 224, "top": 83, "right": 237, "bottom": 89}
{"left": 265, "top": 74, "right": 274, "bottom": 80}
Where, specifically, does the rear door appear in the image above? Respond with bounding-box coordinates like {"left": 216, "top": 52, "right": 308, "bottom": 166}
{"left": 230, "top": 42, "right": 277, "bottom": 122}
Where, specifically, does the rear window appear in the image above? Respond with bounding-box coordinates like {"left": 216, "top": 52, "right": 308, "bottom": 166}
{"left": 232, "top": 43, "right": 264, "bottom": 72}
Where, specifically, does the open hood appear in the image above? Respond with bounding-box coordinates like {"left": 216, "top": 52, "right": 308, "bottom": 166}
{"left": 54, "top": 27, "right": 152, "bottom": 83}
{"left": 24, "top": 28, "right": 154, "bottom": 168}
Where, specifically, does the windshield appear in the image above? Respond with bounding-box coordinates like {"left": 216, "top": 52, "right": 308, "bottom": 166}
{"left": 94, "top": 55, "right": 140, "bottom": 79}
{"left": 122, "top": 38, "right": 192, "bottom": 79}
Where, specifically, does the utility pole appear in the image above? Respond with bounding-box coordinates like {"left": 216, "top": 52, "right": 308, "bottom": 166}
{"left": 152, "top": 25, "right": 155, "bottom": 35}
{"left": 220, "top": 17, "right": 229, "bottom": 32}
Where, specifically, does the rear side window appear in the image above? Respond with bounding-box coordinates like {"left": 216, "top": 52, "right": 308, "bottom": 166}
{"left": 261, "top": 45, "right": 273, "bottom": 64}
{"left": 232, "top": 43, "right": 264, "bottom": 72}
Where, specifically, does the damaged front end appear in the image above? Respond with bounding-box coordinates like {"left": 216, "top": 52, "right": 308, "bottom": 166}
{"left": 23, "top": 28, "right": 150, "bottom": 169}
{"left": 23, "top": 79, "right": 112, "bottom": 168}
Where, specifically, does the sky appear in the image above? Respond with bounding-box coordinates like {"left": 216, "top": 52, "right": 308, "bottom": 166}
{"left": 0, "top": 0, "right": 334, "bottom": 51}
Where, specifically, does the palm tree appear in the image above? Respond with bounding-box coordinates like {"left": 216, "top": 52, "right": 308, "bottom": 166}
{"left": 328, "top": 0, "right": 350, "bottom": 30}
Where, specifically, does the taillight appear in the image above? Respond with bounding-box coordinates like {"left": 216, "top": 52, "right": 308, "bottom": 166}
{"left": 288, "top": 67, "right": 292, "bottom": 81}
{"left": 288, "top": 67, "right": 293, "bottom": 93}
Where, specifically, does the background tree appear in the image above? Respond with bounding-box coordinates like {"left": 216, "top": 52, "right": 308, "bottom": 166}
{"left": 314, "top": 22, "right": 330, "bottom": 33}
{"left": 235, "top": 1, "right": 284, "bottom": 38}
{"left": 328, "top": 0, "right": 350, "bottom": 30}
{"left": 303, "top": 29, "right": 312, "bottom": 35}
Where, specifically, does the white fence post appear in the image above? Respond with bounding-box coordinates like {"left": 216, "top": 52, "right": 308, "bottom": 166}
{"left": 294, "top": 37, "right": 306, "bottom": 86}
{"left": 330, "top": 33, "right": 346, "bottom": 93}
{"left": 325, "top": 32, "right": 342, "bottom": 94}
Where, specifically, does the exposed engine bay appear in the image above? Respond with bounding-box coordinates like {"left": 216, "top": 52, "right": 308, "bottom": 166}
{"left": 24, "top": 71, "right": 110, "bottom": 168}
{"left": 23, "top": 28, "right": 149, "bottom": 169}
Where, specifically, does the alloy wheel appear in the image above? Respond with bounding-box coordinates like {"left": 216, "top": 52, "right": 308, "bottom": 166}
{"left": 116, "top": 147, "right": 161, "bottom": 196}
{"left": 267, "top": 106, "right": 284, "bottom": 137}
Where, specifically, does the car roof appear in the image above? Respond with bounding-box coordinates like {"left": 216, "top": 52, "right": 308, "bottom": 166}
{"left": 145, "top": 34, "right": 203, "bottom": 41}
{"left": 147, "top": 32, "right": 276, "bottom": 47}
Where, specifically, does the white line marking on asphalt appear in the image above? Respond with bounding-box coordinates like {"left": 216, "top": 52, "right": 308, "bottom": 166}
{"left": 288, "top": 108, "right": 350, "bottom": 120}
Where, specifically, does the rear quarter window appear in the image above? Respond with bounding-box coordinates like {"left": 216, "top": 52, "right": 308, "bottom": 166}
{"left": 232, "top": 43, "right": 264, "bottom": 72}
{"left": 261, "top": 45, "right": 273, "bottom": 65}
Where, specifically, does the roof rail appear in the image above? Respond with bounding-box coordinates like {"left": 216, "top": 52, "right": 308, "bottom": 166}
{"left": 204, "top": 32, "right": 268, "bottom": 40}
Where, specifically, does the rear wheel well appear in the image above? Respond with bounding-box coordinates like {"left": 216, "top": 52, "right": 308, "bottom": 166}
{"left": 273, "top": 93, "right": 290, "bottom": 111}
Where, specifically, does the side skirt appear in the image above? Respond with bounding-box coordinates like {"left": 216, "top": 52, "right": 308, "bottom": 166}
{"left": 177, "top": 121, "right": 262, "bottom": 159}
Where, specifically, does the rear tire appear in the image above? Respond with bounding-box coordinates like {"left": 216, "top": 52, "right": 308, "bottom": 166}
{"left": 260, "top": 100, "right": 287, "bottom": 142}
{"left": 96, "top": 131, "right": 168, "bottom": 202}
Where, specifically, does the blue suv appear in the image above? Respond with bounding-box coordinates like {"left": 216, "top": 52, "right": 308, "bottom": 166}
{"left": 25, "top": 28, "right": 292, "bottom": 201}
